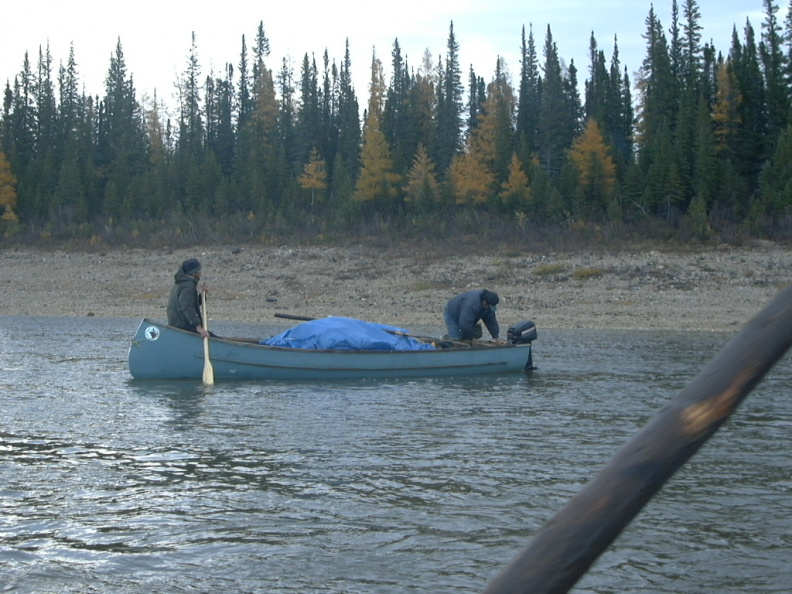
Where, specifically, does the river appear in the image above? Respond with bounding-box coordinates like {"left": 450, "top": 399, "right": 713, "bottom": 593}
{"left": 1, "top": 316, "right": 789, "bottom": 593}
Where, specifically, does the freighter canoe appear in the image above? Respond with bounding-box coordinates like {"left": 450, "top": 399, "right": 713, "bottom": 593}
{"left": 128, "top": 318, "right": 535, "bottom": 381}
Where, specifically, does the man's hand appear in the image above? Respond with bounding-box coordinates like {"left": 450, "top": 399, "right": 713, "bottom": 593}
{"left": 197, "top": 325, "right": 209, "bottom": 338}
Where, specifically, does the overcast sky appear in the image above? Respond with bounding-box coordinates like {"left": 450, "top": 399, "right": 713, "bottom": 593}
{"left": 0, "top": 0, "right": 769, "bottom": 115}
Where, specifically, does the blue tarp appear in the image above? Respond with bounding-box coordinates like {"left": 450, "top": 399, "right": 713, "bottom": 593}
{"left": 261, "top": 316, "right": 436, "bottom": 351}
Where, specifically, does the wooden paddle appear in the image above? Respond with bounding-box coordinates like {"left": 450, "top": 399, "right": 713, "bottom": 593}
{"left": 201, "top": 289, "right": 214, "bottom": 385}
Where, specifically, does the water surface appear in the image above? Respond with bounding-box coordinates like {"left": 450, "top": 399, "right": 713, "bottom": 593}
{"left": 1, "top": 316, "right": 789, "bottom": 592}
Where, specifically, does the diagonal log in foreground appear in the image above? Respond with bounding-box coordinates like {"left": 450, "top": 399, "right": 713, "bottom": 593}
{"left": 484, "top": 283, "right": 792, "bottom": 594}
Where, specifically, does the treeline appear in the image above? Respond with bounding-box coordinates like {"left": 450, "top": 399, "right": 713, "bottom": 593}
{"left": 3, "top": 0, "right": 792, "bottom": 247}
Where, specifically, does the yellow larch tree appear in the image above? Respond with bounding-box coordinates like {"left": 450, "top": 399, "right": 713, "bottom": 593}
{"left": 568, "top": 119, "right": 617, "bottom": 215}
{"left": 448, "top": 151, "right": 493, "bottom": 205}
{"left": 712, "top": 59, "right": 742, "bottom": 154}
{"left": 449, "top": 67, "right": 513, "bottom": 206}
{"left": 143, "top": 92, "right": 167, "bottom": 167}
{"left": 0, "top": 151, "right": 19, "bottom": 222}
{"left": 353, "top": 115, "right": 401, "bottom": 206}
{"left": 500, "top": 153, "right": 532, "bottom": 210}
{"left": 252, "top": 66, "right": 280, "bottom": 136}
{"left": 366, "top": 49, "right": 386, "bottom": 120}
{"left": 353, "top": 52, "right": 401, "bottom": 207}
{"left": 298, "top": 148, "right": 328, "bottom": 210}
{"left": 403, "top": 144, "right": 440, "bottom": 205}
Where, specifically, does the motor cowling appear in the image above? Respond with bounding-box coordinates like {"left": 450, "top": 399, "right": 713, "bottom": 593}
{"left": 507, "top": 320, "right": 537, "bottom": 344}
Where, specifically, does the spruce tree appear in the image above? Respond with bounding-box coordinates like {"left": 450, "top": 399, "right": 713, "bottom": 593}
{"left": 99, "top": 39, "right": 149, "bottom": 217}
{"left": 178, "top": 33, "right": 204, "bottom": 158}
{"left": 237, "top": 35, "right": 252, "bottom": 133}
{"left": 733, "top": 19, "right": 768, "bottom": 190}
{"left": 296, "top": 52, "right": 321, "bottom": 164}
{"left": 382, "top": 39, "right": 411, "bottom": 174}
{"left": 516, "top": 25, "right": 541, "bottom": 163}
{"left": 320, "top": 51, "right": 338, "bottom": 174}
{"left": 759, "top": 0, "right": 789, "bottom": 136}
{"left": 336, "top": 40, "right": 361, "bottom": 179}
{"left": 276, "top": 57, "right": 297, "bottom": 171}
{"left": 435, "top": 22, "right": 464, "bottom": 174}
{"left": 608, "top": 37, "right": 634, "bottom": 168}
{"left": 210, "top": 64, "right": 236, "bottom": 176}
{"left": 537, "top": 26, "right": 574, "bottom": 176}
{"left": 759, "top": 122, "right": 792, "bottom": 214}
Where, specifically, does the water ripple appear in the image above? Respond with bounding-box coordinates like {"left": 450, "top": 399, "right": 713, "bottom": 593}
{"left": 0, "top": 317, "right": 789, "bottom": 592}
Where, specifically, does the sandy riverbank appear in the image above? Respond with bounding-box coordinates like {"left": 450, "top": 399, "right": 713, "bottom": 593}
{"left": 1, "top": 241, "right": 790, "bottom": 334}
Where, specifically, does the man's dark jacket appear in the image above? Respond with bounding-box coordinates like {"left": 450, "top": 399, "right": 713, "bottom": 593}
{"left": 167, "top": 270, "right": 202, "bottom": 331}
{"left": 445, "top": 289, "right": 499, "bottom": 339}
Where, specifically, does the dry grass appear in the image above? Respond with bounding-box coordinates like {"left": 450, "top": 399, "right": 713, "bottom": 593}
{"left": 533, "top": 263, "right": 567, "bottom": 276}
{"left": 572, "top": 267, "right": 606, "bottom": 280}
{"left": 413, "top": 279, "right": 451, "bottom": 291}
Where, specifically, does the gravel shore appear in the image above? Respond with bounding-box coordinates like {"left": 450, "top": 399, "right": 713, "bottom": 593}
{"left": 1, "top": 242, "right": 790, "bottom": 334}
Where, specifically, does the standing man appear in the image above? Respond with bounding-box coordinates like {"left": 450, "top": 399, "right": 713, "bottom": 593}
{"left": 167, "top": 258, "right": 209, "bottom": 338}
{"left": 444, "top": 289, "right": 501, "bottom": 342}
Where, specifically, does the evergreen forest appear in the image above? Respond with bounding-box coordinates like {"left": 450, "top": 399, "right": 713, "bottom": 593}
{"left": 3, "top": 0, "right": 792, "bottom": 249}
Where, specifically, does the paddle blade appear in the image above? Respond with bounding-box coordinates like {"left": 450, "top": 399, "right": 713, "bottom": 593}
{"left": 203, "top": 336, "right": 214, "bottom": 385}
{"left": 201, "top": 290, "right": 214, "bottom": 385}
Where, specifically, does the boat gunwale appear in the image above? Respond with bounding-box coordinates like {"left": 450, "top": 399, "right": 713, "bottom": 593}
{"left": 140, "top": 318, "right": 532, "bottom": 355}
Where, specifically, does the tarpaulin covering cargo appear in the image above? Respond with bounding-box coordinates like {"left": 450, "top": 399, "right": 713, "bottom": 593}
{"left": 261, "top": 316, "right": 436, "bottom": 351}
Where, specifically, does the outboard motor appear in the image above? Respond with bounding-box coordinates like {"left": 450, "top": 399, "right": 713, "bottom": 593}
{"left": 507, "top": 320, "right": 537, "bottom": 344}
